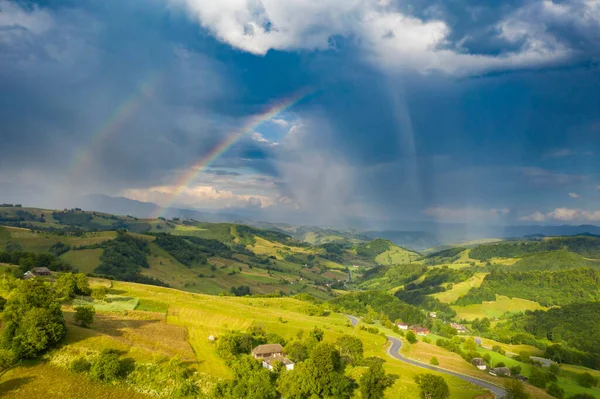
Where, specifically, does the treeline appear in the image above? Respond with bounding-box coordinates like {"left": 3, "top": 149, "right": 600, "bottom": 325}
{"left": 236, "top": 225, "right": 299, "bottom": 246}
{"left": 359, "top": 264, "right": 427, "bottom": 290}
{"left": 153, "top": 234, "right": 207, "bottom": 266}
{"left": 424, "top": 247, "right": 466, "bottom": 265}
{"left": 509, "top": 302, "right": 600, "bottom": 369}
{"left": 454, "top": 268, "right": 600, "bottom": 307}
{"left": 332, "top": 291, "right": 425, "bottom": 325}
{"left": 469, "top": 236, "right": 600, "bottom": 260}
{"left": 0, "top": 249, "right": 73, "bottom": 273}
{"left": 355, "top": 239, "right": 391, "bottom": 259}
{"left": 93, "top": 233, "right": 166, "bottom": 287}
{"left": 510, "top": 250, "right": 598, "bottom": 271}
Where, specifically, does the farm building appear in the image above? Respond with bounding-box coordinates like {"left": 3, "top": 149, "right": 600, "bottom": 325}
{"left": 32, "top": 267, "right": 52, "bottom": 275}
{"left": 489, "top": 367, "right": 511, "bottom": 377}
{"left": 23, "top": 271, "right": 36, "bottom": 280}
{"left": 395, "top": 322, "right": 408, "bottom": 330}
{"left": 252, "top": 344, "right": 284, "bottom": 360}
{"left": 450, "top": 323, "right": 469, "bottom": 334}
{"left": 471, "top": 358, "right": 487, "bottom": 370}
{"left": 261, "top": 354, "right": 295, "bottom": 371}
{"left": 410, "top": 326, "right": 430, "bottom": 336}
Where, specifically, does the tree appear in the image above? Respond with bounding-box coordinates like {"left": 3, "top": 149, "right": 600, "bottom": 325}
{"left": 464, "top": 337, "right": 478, "bottom": 351}
{"left": 277, "top": 342, "right": 354, "bottom": 399}
{"left": 576, "top": 372, "right": 598, "bottom": 388}
{"left": 1, "top": 279, "right": 65, "bottom": 359}
{"left": 0, "top": 296, "right": 6, "bottom": 311}
{"left": 567, "top": 394, "right": 596, "bottom": 399}
{"left": 74, "top": 305, "right": 95, "bottom": 328}
{"left": 285, "top": 341, "right": 309, "bottom": 362}
{"left": 359, "top": 358, "right": 395, "bottom": 399}
{"left": 504, "top": 379, "right": 530, "bottom": 399}
{"left": 90, "top": 349, "right": 125, "bottom": 382}
{"left": 91, "top": 286, "right": 108, "bottom": 301}
{"left": 0, "top": 349, "right": 16, "bottom": 371}
{"left": 215, "top": 355, "right": 277, "bottom": 399}
{"left": 414, "top": 374, "right": 450, "bottom": 399}
{"left": 335, "top": 335, "right": 363, "bottom": 366}
{"left": 406, "top": 331, "right": 418, "bottom": 344}
{"left": 547, "top": 383, "right": 565, "bottom": 399}
{"left": 56, "top": 273, "right": 91, "bottom": 298}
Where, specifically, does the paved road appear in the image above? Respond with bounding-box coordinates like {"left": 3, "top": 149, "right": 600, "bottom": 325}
{"left": 387, "top": 336, "right": 506, "bottom": 398}
{"left": 343, "top": 315, "right": 506, "bottom": 398}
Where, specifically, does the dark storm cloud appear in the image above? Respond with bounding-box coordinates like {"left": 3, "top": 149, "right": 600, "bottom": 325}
{"left": 1, "top": 0, "right": 600, "bottom": 223}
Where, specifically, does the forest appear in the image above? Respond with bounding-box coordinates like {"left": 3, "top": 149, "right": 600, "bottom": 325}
{"left": 454, "top": 268, "right": 600, "bottom": 307}
{"left": 469, "top": 236, "right": 600, "bottom": 260}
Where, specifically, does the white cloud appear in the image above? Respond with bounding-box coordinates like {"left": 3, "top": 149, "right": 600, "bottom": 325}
{"left": 175, "top": 0, "right": 574, "bottom": 75}
{"left": 521, "top": 208, "right": 600, "bottom": 223}
{"left": 569, "top": 192, "right": 580, "bottom": 198}
{"left": 270, "top": 118, "right": 289, "bottom": 127}
{"left": 0, "top": 1, "right": 53, "bottom": 40}
{"left": 423, "top": 206, "right": 510, "bottom": 222}
{"left": 520, "top": 211, "right": 546, "bottom": 222}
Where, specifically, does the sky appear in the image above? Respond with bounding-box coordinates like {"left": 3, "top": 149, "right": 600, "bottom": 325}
{"left": 1, "top": 0, "right": 600, "bottom": 227}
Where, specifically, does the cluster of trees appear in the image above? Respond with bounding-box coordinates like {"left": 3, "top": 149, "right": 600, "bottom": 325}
{"left": 454, "top": 268, "right": 600, "bottom": 307}
{"left": 52, "top": 210, "right": 93, "bottom": 226}
{"left": 93, "top": 233, "right": 166, "bottom": 286}
{"left": 319, "top": 243, "right": 349, "bottom": 263}
{"left": 355, "top": 239, "right": 391, "bottom": 260}
{"left": 236, "top": 225, "right": 298, "bottom": 246}
{"left": 153, "top": 234, "right": 208, "bottom": 266}
{"left": 469, "top": 236, "right": 600, "bottom": 260}
{"left": 1, "top": 279, "right": 66, "bottom": 365}
{"left": 0, "top": 209, "right": 43, "bottom": 224}
{"left": 359, "top": 264, "right": 427, "bottom": 290}
{"left": 185, "top": 236, "right": 232, "bottom": 258}
{"left": 424, "top": 247, "right": 466, "bottom": 266}
{"left": 230, "top": 285, "right": 251, "bottom": 297}
{"left": 331, "top": 291, "right": 425, "bottom": 326}
{"left": 0, "top": 204, "right": 22, "bottom": 207}
{"left": 216, "top": 326, "right": 396, "bottom": 399}
{"left": 510, "top": 250, "right": 597, "bottom": 272}
{"left": 0, "top": 249, "right": 73, "bottom": 274}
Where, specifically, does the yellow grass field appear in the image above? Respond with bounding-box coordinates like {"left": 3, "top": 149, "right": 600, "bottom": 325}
{"left": 451, "top": 295, "right": 546, "bottom": 320}
{"left": 432, "top": 273, "right": 487, "bottom": 303}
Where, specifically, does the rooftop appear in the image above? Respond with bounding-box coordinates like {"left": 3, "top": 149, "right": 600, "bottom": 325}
{"left": 252, "top": 344, "right": 284, "bottom": 355}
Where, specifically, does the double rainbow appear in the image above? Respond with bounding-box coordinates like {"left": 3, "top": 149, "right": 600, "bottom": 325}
{"left": 154, "top": 89, "right": 311, "bottom": 217}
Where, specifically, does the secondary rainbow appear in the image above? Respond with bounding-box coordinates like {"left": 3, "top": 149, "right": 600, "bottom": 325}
{"left": 154, "top": 89, "right": 311, "bottom": 218}
{"left": 69, "top": 72, "right": 162, "bottom": 175}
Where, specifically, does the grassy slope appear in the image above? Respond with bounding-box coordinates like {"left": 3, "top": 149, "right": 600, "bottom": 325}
{"left": 451, "top": 295, "right": 546, "bottom": 321}
{"left": 114, "top": 281, "right": 486, "bottom": 398}
{"left": 375, "top": 245, "right": 419, "bottom": 265}
{"left": 431, "top": 273, "right": 487, "bottom": 304}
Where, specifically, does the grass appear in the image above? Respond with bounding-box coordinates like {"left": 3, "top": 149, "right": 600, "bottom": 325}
{"left": 60, "top": 249, "right": 103, "bottom": 274}
{"left": 451, "top": 295, "right": 546, "bottom": 321}
{"left": 375, "top": 245, "right": 419, "bottom": 265}
{"left": 431, "top": 273, "right": 487, "bottom": 303}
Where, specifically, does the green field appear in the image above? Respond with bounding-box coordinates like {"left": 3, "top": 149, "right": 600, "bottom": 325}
{"left": 451, "top": 295, "right": 546, "bottom": 320}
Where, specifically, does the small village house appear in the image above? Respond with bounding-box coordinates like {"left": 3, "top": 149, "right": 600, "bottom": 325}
{"left": 471, "top": 358, "right": 487, "bottom": 370}
{"left": 32, "top": 267, "right": 52, "bottom": 276}
{"left": 409, "top": 326, "right": 430, "bottom": 336}
{"left": 252, "top": 344, "right": 295, "bottom": 371}
{"left": 252, "top": 344, "right": 284, "bottom": 359}
{"left": 450, "top": 323, "right": 469, "bottom": 334}
{"left": 395, "top": 322, "right": 408, "bottom": 330}
{"left": 489, "top": 367, "right": 511, "bottom": 377}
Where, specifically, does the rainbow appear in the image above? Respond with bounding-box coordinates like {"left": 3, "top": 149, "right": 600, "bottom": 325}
{"left": 69, "top": 72, "right": 162, "bottom": 175}
{"left": 154, "top": 88, "right": 312, "bottom": 218}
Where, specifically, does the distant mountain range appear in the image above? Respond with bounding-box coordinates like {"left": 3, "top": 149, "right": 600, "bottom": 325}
{"left": 74, "top": 194, "right": 600, "bottom": 251}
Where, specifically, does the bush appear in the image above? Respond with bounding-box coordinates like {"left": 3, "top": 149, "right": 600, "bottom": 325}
{"left": 576, "top": 372, "right": 598, "bottom": 388}
{"left": 70, "top": 357, "right": 91, "bottom": 373}
{"left": 430, "top": 357, "right": 439, "bottom": 365}
{"left": 90, "top": 350, "right": 125, "bottom": 382}
{"left": 406, "top": 331, "right": 418, "bottom": 344}
{"left": 74, "top": 305, "right": 95, "bottom": 328}
{"left": 547, "top": 383, "right": 565, "bottom": 399}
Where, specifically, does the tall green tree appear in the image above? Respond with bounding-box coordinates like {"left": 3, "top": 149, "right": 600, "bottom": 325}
{"left": 1, "top": 279, "right": 66, "bottom": 359}
{"left": 414, "top": 374, "right": 450, "bottom": 399}
{"left": 504, "top": 379, "right": 530, "bottom": 399}
{"left": 359, "top": 358, "right": 395, "bottom": 399}
{"left": 215, "top": 355, "right": 277, "bottom": 399}
{"left": 335, "top": 335, "right": 363, "bottom": 366}
{"left": 74, "top": 305, "right": 95, "bottom": 328}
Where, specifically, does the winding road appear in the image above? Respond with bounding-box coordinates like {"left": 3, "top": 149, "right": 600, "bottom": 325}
{"left": 344, "top": 315, "right": 506, "bottom": 398}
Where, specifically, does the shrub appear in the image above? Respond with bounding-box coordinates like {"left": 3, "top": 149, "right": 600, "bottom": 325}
{"left": 406, "top": 331, "right": 418, "bottom": 344}
{"left": 70, "top": 357, "right": 91, "bottom": 373}
{"left": 576, "top": 372, "right": 598, "bottom": 388}
{"left": 547, "top": 383, "right": 565, "bottom": 399}
{"left": 74, "top": 305, "right": 95, "bottom": 328}
{"left": 90, "top": 350, "right": 125, "bottom": 382}
{"left": 430, "top": 357, "right": 439, "bottom": 365}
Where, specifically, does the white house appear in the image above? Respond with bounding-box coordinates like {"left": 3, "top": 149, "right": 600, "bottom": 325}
{"left": 396, "top": 322, "right": 408, "bottom": 330}
{"left": 262, "top": 354, "right": 295, "bottom": 371}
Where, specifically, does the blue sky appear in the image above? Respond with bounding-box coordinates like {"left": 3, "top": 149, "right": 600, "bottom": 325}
{"left": 1, "top": 0, "right": 600, "bottom": 226}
